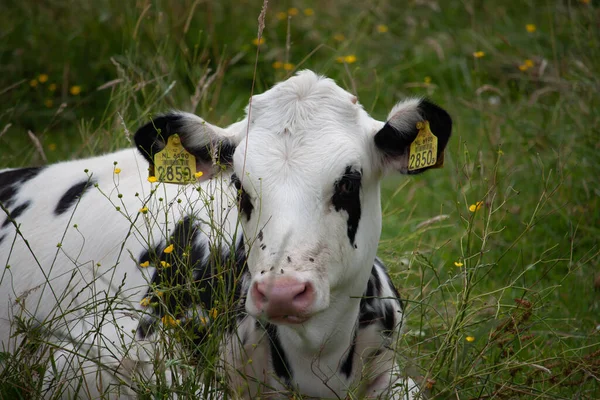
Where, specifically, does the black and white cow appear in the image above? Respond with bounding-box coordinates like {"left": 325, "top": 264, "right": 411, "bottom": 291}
{"left": 0, "top": 70, "right": 451, "bottom": 399}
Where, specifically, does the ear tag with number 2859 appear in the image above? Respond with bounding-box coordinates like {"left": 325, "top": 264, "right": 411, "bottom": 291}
{"left": 408, "top": 120, "right": 441, "bottom": 171}
{"left": 151, "top": 134, "right": 197, "bottom": 184}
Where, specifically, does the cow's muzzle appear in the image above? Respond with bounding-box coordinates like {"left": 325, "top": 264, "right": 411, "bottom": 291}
{"left": 251, "top": 277, "right": 315, "bottom": 324}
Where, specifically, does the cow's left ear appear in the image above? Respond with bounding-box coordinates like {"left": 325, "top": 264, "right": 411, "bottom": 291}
{"left": 134, "top": 112, "right": 239, "bottom": 180}
{"left": 374, "top": 98, "right": 452, "bottom": 175}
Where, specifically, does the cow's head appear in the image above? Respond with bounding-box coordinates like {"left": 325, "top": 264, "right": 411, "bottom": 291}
{"left": 134, "top": 71, "right": 451, "bottom": 327}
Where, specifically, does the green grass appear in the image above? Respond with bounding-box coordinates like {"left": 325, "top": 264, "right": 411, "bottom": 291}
{"left": 1, "top": 0, "right": 599, "bottom": 398}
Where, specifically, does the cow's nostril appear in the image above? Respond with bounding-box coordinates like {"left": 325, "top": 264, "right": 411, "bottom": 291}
{"left": 252, "top": 282, "right": 268, "bottom": 306}
{"left": 292, "top": 283, "right": 313, "bottom": 308}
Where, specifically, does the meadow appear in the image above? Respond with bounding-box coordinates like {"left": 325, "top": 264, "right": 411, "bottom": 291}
{"left": 1, "top": 0, "right": 599, "bottom": 398}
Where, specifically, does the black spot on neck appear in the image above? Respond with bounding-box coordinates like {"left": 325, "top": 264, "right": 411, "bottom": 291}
{"left": 265, "top": 323, "right": 293, "bottom": 386}
{"left": 54, "top": 179, "right": 95, "bottom": 216}
{"left": 2, "top": 201, "right": 31, "bottom": 228}
{"left": 332, "top": 166, "right": 362, "bottom": 245}
{"left": 382, "top": 303, "right": 396, "bottom": 336}
{"left": 231, "top": 174, "right": 254, "bottom": 220}
{"left": 0, "top": 167, "right": 43, "bottom": 208}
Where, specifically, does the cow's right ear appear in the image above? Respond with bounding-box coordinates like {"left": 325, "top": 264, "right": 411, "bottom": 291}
{"left": 134, "top": 112, "right": 238, "bottom": 180}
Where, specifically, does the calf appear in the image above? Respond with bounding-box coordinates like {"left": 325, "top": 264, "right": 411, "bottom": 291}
{"left": 0, "top": 70, "right": 451, "bottom": 399}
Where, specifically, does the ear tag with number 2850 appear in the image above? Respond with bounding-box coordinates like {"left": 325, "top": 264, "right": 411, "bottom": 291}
{"left": 408, "top": 120, "right": 441, "bottom": 171}
{"left": 151, "top": 134, "right": 197, "bottom": 184}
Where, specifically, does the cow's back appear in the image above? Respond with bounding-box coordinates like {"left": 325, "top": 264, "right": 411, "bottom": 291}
{"left": 0, "top": 148, "right": 239, "bottom": 390}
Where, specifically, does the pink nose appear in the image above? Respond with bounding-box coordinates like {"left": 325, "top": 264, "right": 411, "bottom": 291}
{"left": 252, "top": 277, "right": 314, "bottom": 319}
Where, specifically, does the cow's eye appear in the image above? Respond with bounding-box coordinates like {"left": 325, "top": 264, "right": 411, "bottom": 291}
{"left": 231, "top": 174, "right": 254, "bottom": 219}
{"left": 335, "top": 169, "right": 362, "bottom": 197}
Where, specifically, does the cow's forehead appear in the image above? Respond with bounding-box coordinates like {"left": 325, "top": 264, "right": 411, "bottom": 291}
{"left": 233, "top": 71, "right": 377, "bottom": 185}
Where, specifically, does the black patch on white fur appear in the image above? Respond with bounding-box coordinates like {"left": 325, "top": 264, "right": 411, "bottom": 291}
{"left": 0, "top": 167, "right": 43, "bottom": 208}
{"left": 2, "top": 201, "right": 30, "bottom": 228}
{"left": 382, "top": 303, "right": 396, "bottom": 336}
{"left": 332, "top": 166, "right": 362, "bottom": 245}
{"left": 265, "top": 323, "right": 292, "bottom": 386}
{"left": 54, "top": 179, "right": 95, "bottom": 216}
{"left": 359, "top": 265, "right": 382, "bottom": 328}
{"left": 136, "top": 218, "right": 248, "bottom": 340}
{"left": 359, "top": 260, "right": 403, "bottom": 332}
{"left": 340, "top": 329, "right": 357, "bottom": 378}
{"left": 0, "top": 235, "right": 4, "bottom": 246}
{"left": 231, "top": 174, "right": 253, "bottom": 220}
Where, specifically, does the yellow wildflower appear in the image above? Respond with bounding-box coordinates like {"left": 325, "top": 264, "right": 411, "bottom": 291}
{"left": 518, "top": 64, "right": 529, "bottom": 72}
{"left": 252, "top": 37, "right": 265, "bottom": 46}
{"left": 30, "top": 79, "right": 38, "bottom": 88}
{"left": 283, "top": 63, "right": 294, "bottom": 71}
{"left": 163, "top": 244, "right": 174, "bottom": 254}
{"left": 48, "top": 83, "right": 57, "bottom": 92}
{"left": 139, "top": 261, "right": 150, "bottom": 268}
{"left": 200, "top": 316, "right": 209, "bottom": 325}
{"left": 303, "top": 8, "right": 314, "bottom": 16}
{"left": 524, "top": 59, "right": 534, "bottom": 68}
{"left": 466, "top": 336, "right": 475, "bottom": 342}
{"left": 48, "top": 143, "right": 57, "bottom": 151}
{"left": 194, "top": 171, "right": 204, "bottom": 178}
{"left": 469, "top": 201, "right": 484, "bottom": 212}
{"left": 148, "top": 176, "right": 157, "bottom": 183}
{"left": 161, "top": 315, "right": 179, "bottom": 327}
{"left": 156, "top": 291, "right": 164, "bottom": 298}
{"left": 38, "top": 74, "right": 49, "bottom": 83}
{"left": 160, "top": 261, "right": 171, "bottom": 268}
{"left": 526, "top": 24, "right": 536, "bottom": 33}
{"left": 473, "top": 51, "right": 485, "bottom": 58}
{"left": 114, "top": 168, "right": 121, "bottom": 174}
{"left": 70, "top": 85, "right": 82, "bottom": 95}
{"left": 276, "top": 11, "right": 287, "bottom": 20}
{"left": 209, "top": 308, "right": 218, "bottom": 319}
{"left": 376, "top": 24, "right": 389, "bottom": 33}
{"left": 424, "top": 76, "right": 432, "bottom": 84}
{"left": 287, "top": 7, "right": 298, "bottom": 16}
{"left": 337, "top": 55, "right": 357, "bottom": 64}
{"left": 454, "top": 261, "right": 464, "bottom": 267}
{"left": 140, "top": 297, "right": 151, "bottom": 307}
{"left": 44, "top": 99, "right": 54, "bottom": 108}
{"left": 272, "top": 61, "right": 283, "bottom": 69}
{"left": 333, "top": 33, "right": 345, "bottom": 42}
{"left": 497, "top": 149, "right": 504, "bottom": 156}
{"left": 139, "top": 206, "right": 148, "bottom": 214}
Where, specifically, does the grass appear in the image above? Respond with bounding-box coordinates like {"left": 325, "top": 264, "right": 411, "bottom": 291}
{"left": 1, "top": 0, "right": 599, "bottom": 398}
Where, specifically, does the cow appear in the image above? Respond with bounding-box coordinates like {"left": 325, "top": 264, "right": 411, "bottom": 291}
{"left": 0, "top": 70, "right": 451, "bottom": 399}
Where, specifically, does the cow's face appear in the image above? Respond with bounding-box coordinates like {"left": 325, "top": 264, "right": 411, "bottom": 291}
{"left": 135, "top": 70, "right": 451, "bottom": 327}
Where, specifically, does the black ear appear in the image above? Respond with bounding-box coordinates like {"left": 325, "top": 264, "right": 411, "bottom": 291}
{"left": 374, "top": 99, "right": 452, "bottom": 174}
{"left": 134, "top": 112, "right": 237, "bottom": 179}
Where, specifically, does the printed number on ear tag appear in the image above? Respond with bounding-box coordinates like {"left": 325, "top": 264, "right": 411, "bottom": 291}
{"left": 408, "top": 121, "right": 438, "bottom": 171}
{"left": 150, "top": 134, "right": 197, "bottom": 184}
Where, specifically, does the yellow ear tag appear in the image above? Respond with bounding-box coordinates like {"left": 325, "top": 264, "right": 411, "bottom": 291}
{"left": 408, "top": 121, "right": 438, "bottom": 171}
{"left": 150, "top": 134, "right": 197, "bottom": 184}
